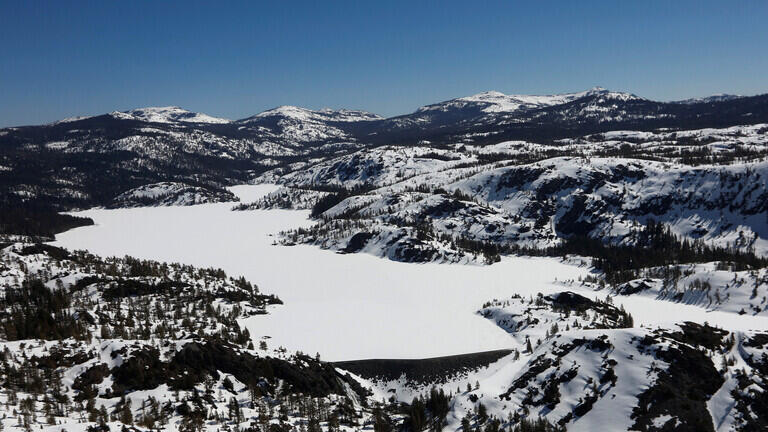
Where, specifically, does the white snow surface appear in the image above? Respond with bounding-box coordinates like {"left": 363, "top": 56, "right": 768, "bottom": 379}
{"left": 53, "top": 185, "right": 768, "bottom": 362}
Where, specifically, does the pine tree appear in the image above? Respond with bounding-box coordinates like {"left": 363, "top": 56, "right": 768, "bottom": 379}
{"left": 461, "top": 416, "right": 471, "bottom": 432}
{"left": 119, "top": 398, "right": 133, "bottom": 425}
{"left": 373, "top": 408, "right": 392, "bottom": 432}
{"left": 228, "top": 397, "right": 242, "bottom": 423}
{"left": 477, "top": 403, "right": 488, "bottom": 424}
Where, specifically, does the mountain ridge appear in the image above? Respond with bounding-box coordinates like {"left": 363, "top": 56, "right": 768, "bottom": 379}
{"left": 8, "top": 86, "right": 764, "bottom": 130}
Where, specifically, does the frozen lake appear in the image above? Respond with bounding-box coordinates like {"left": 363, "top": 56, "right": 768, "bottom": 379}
{"left": 53, "top": 184, "right": 768, "bottom": 361}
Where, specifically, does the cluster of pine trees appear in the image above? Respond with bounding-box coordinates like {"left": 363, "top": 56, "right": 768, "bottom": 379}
{"left": 557, "top": 220, "right": 767, "bottom": 285}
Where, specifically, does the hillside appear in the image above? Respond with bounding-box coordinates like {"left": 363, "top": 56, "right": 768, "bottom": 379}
{"left": 0, "top": 242, "right": 389, "bottom": 431}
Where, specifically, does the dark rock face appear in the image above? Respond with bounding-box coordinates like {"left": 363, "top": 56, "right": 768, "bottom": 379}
{"left": 389, "top": 237, "right": 440, "bottom": 263}
{"left": 545, "top": 291, "right": 595, "bottom": 309}
{"left": 343, "top": 232, "right": 375, "bottom": 253}
{"left": 72, "top": 364, "right": 110, "bottom": 401}
{"left": 544, "top": 291, "right": 633, "bottom": 328}
{"left": 631, "top": 343, "right": 723, "bottom": 432}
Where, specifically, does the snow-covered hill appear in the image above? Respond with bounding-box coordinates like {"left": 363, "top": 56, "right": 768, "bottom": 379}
{"left": 605, "top": 262, "right": 768, "bottom": 316}
{"left": 109, "top": 181, "right": 238, "bottom": 208}
{"left": 235, "top": 106, "right": 381, "bottom": 145}
{"left": 673, "top": 94, "right": 743, "bottom": 104}
{"left": 240, "top": 105, "right": 382, "bottom": 123}
{"left": 265, "top": 152, "right": 768, "bottom": 266}
{"left": 112, "top": 106, "right": 231, "bottom": 124}
{"left": 337, "top": 292, "right": 767, "bottom": 431}
{"left": 457, "top": 322, "right": 768, "bottom": 431}
{"left": 417, "top": 87, "right": 640, "bottom": 116}
{"left": 0, "top": 243, "right": 383, "bottom": 432}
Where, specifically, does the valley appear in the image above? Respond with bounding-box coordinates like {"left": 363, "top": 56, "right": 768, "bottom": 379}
{"left": 52, "top": 184, "right": 768, "bottom": 362}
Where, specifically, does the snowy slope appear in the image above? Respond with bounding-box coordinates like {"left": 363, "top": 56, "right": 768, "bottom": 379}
{"left": 235, "top": 106, "right": 381, "bottom": 145}
{"left": 265, "top": 153, "right": 768, "bottom": 265}
{"left": 109, "top": 181, "right": 238, "bottom": 208}
{"left": 418, "top": 87, "right": 639, "bottom": 115}
{"left": 454, "top": 157, "right": 768, "bottom": 253}
{"left": 243, "top": 105, "right": 382, "bottom": 123}
{"left": 112, "top": 106, "right": 231, "bottom": 124}
{"left": 0, "top": 242, "right": 378, "bottom": 432}
{"left": 606, "top": 262, "right": 768, "bottom": 316}
{"left": 336, "top": 290, "right": 768, "bottom": 431}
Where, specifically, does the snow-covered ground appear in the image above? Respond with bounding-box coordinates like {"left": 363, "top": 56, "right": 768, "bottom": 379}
{"left": 53, "top": 185, "right": 768, "bottom": 361}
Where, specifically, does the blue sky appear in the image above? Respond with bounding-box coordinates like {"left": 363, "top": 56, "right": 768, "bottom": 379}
{"left": 1, "top": 0, "right": 767, "bottom": 126}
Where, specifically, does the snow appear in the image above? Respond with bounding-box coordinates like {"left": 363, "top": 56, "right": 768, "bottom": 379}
{"left": 45, "top": 140, "right": 69, "bottom": 149}
{"left": 609, "top": 263, "right": 768, "bottom": 316}
{"left": 110, "top": 181, "right": 235, "bottom": 207}
{"left": 246, "top": 105, "right": 382, "bottom": 123}
{"left": 111, "top": 106, "right": 230, "bottom": 124}
{"left": 51, "top": 115, "right": 93, "bottom": 124}
{"left": 51, "top": 184, "right": 768, "bottom": 363}
{"left": 232, "top": 106, "right": 381, "bottom": 144}
{"left": 419, "top": 87, "right": 640, "bottom": 114}
{"left": 673, "top": 94, "right": 743, "bottom": 104}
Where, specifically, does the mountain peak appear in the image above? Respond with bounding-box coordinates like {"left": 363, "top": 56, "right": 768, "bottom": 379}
{"left": 253, "top": 105, "right": 315, "bottom": 118}
{"left": 112, "top": 106, "right": 231, "bottom": 124}
{"left": 580, "top": 87, "right": 643, "bottom": 102}
{"left": 673, "top": 94, "right": 743, "bottom": 104}
{"left": 422, "top": 88, "right": 625, "bottom": 114}
{"left": 240, "top": 105, "right": 381, "bottom": 123}
{"left": 473, "top": 90, "right": 506, "bottom": 98}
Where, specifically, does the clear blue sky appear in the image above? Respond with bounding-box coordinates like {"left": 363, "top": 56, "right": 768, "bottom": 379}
{"left": 2, "top": 0, "right": 767, "bottom": 127}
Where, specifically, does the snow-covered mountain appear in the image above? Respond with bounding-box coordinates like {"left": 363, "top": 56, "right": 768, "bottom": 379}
{"left": 417, "top": 87, "right": 639, "bottom": 115}
{"left": 673, "top": 94, "right": 743, "bottom": 104}
{"left": 260, "top": 138, "right": 768, "bottom": 263}
{"left": 239, "top": 105, "right": 382, "bottom": 123}
{"left": 234, "top": 105, "right": 382, "bottom": 145}
{"left": 112, "top": 106, "right": 231, "bottom": 124}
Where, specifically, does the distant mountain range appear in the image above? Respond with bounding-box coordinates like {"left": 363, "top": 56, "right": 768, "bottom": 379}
{"left": 36, "top": 87, "right": 748, "bottom": 127}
